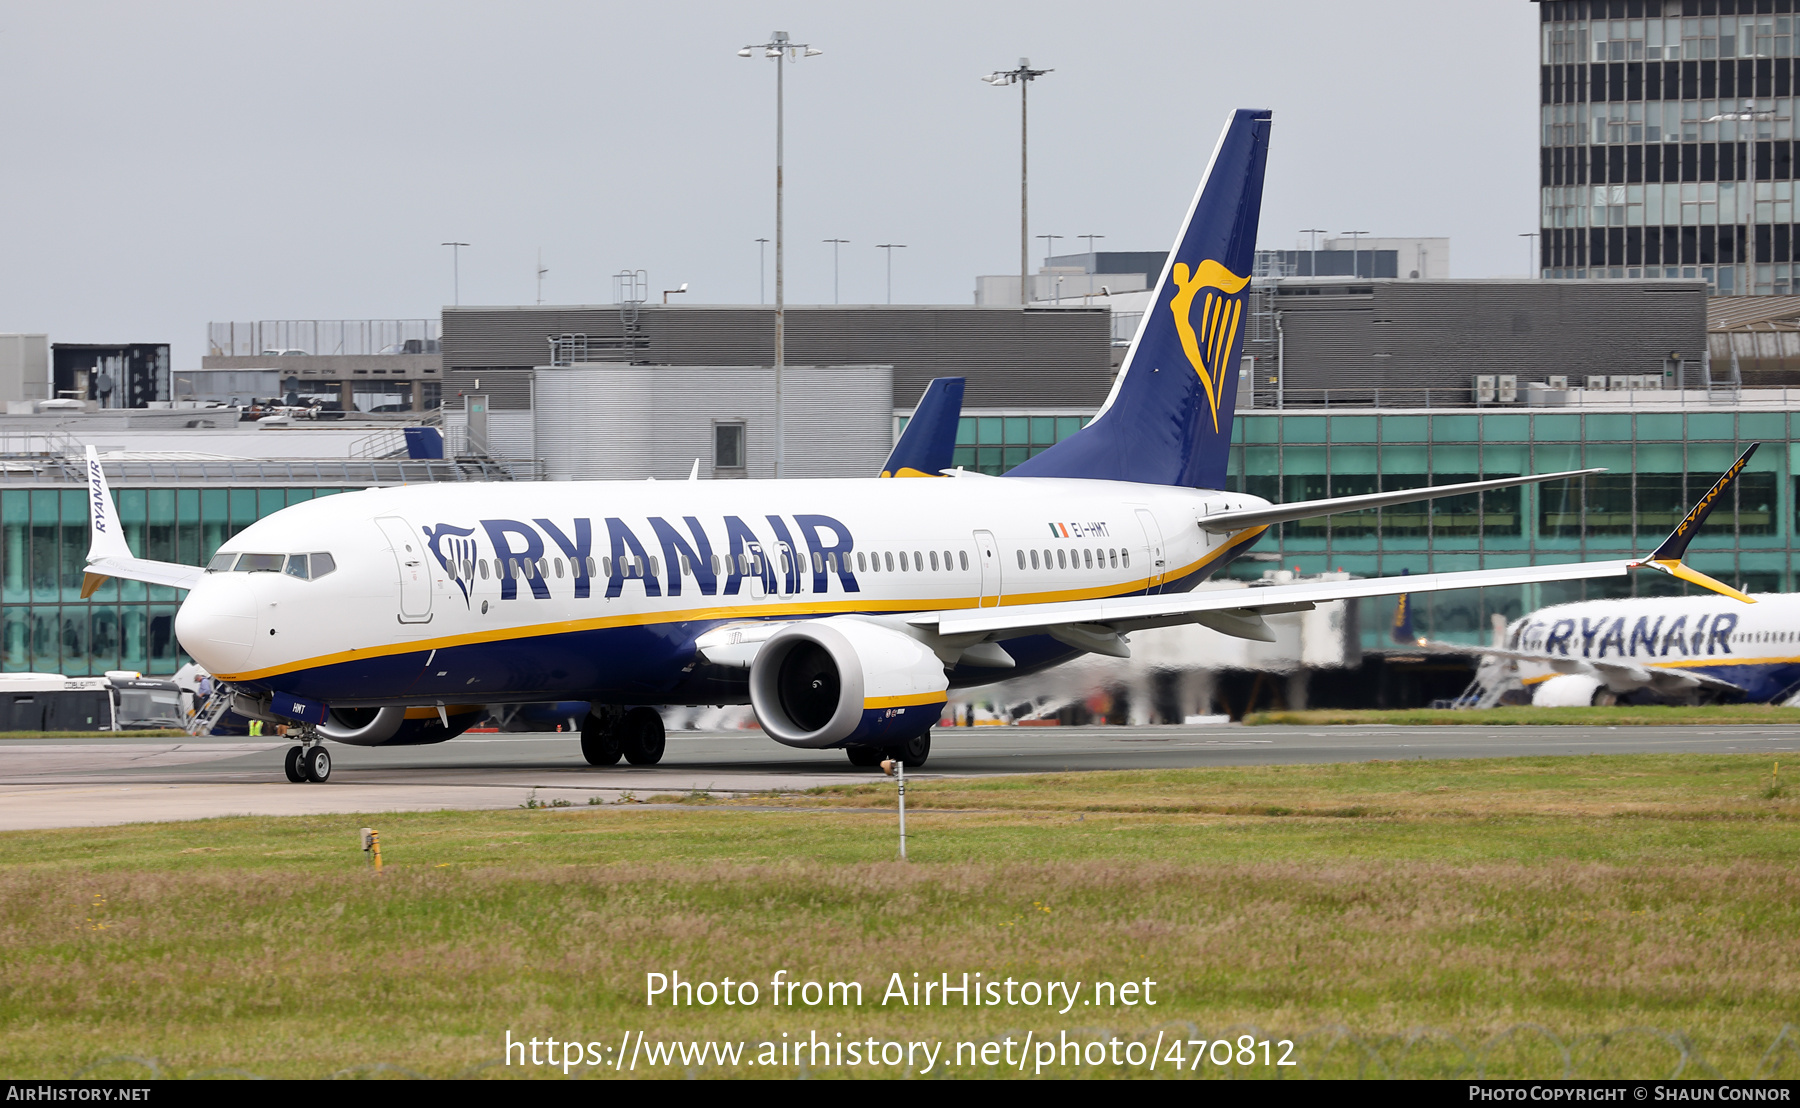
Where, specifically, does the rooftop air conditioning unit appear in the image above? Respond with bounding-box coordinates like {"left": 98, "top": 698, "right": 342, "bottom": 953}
{"left": 1547, "top": 375, "right": 1569, "bottom": 389}
{"left": 1473, "top": 375, "right": 1497, "bottom": 403}
{"left": 1497, "top": 374, "right": 1518, "bottom": 403}
{"left": 1609, "top": 375, "right": 1631, "bottom": 391}
{"left": 1586, "top": 375, "right": 1608, "bottom": 390}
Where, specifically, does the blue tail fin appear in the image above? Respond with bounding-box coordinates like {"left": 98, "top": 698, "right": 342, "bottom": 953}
{"left": 880, "top": 377, "right": 965, "bottom": 477}
{"left": 1391, "top": 569, "right": 1415, "bottom": 644}
{"left": 1007, "top": 109, "right": 1271, "bottom": 489}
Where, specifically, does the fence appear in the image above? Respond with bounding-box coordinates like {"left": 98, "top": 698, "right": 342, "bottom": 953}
{"left": 1253, "top": 385, "right": 1800, "bottom": 410}
{"left": 207, "top": 320, "right": 441, "bottom": 358}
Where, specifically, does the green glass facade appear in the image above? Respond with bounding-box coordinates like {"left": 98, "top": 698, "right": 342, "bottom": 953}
{"left": 894, "top": 413, "right": 1093, "bottom": 476}
{"left": 1224, "top": 409, "right": 1794, "bottom": 648}
{"left": 1, "top": 487, "right": 348, "bottom": 676}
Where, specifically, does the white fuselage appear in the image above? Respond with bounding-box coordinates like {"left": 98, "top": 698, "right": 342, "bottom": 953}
{"left": 1507, "top": 593, "right": 1800, "bottom": 702}
{"left": 175, "top": 474, "right": 1269, "bottom": 708}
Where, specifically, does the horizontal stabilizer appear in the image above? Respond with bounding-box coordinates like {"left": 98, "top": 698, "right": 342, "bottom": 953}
{"left": 1199, "top": 469, "right": 1602, "bottom": 534}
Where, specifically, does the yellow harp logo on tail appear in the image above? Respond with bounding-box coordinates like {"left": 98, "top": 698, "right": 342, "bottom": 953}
{"left": 1169, "top": 259, "right": 1251, "bottom": 431}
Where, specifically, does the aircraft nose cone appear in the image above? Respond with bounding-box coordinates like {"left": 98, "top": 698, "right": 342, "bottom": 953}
{"left": 174, "top": 574, "right": 258, "bottom": 675}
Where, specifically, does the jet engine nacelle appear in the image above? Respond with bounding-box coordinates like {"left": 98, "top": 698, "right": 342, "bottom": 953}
{"left": 748, "top": 617, "right": 948, "bottom": 749}
{"left": 1530, "top": 674, "right": 1613, "bottom": 707}
{"left": 319, "top": 705, "right": 484, "bottom": 746}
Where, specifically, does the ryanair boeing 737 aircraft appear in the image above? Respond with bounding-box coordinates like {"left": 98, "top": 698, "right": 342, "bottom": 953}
{"left": 80, "top": 110, "right": 1750, "bottom": 782}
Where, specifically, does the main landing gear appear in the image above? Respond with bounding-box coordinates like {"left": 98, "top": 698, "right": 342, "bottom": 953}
{"left": 283, "top": 738, "right": 331, "bottom": 783}
{"left": 844, "top": 731, "right": 931, "bottom": 770}
{"left": 580, "top": 707, "right": 665, "bottom": 767}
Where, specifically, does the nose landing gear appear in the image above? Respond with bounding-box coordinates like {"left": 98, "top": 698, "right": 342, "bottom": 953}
{"left": 283, "top": 736, "right": 332, "bottom": 783}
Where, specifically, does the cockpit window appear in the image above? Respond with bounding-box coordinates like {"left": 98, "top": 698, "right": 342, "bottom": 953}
{"left": 216, "top": 551, "right": 337, "bottom": 579}
{"left": 235, "top": 553, "right": 285, "bottom": 573}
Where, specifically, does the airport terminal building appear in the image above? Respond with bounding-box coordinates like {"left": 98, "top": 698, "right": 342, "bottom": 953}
{"left": 5, "top": 287, "right": 1800, "bottom": 678}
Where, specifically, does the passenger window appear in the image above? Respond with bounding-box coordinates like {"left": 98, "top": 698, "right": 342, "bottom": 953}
{"left": 284, "top": 554, "right": 310, "bottom": 580}
{"left": 1029, "top": 549, "right": 1039, "bottom": 569}
{"left": 959, "top": 550, "right": 969, "bottom": 571}
{"left": 857, "top": 551, "right": 867, "bottom": 572}
{"left": 1084, "top": 549, "right": 1093, "bottom": 569}
{"left": 1121, "top": 550, "right": 1130, "bottom": 568}
{"left": 586, "top": 557, "right": 598, "bottom": 577}
{"left": 812, "top": 551, "right": 823, "bottom": 574}
{"left": 899, "top": 551, "right": 909, "bottom": 572}
{"left": 207, "top": 553, "right": 238, "bottom": 572}
{"left": 914, "top": 550, "right": 923, "bottom": 570}
{"left": 555, "top": 558, "right": 565, "bottom": 578}
{"left": 885, "top": 552, "right": 895, "bottom": 572}
{"left": 1014, "top": 550, "right": 1024, "bottom": 570}
{"left": 1110, "top": 549, "right": 1118, "bottom": 568}
{"left": 1056, "top": 549, "right": 1067, "bottom": 569}
{"left": 601, "top": 556, "right": 613, "bottom": 577}
{"left": 649, "top": 556, "right": 661, "bottom": 577}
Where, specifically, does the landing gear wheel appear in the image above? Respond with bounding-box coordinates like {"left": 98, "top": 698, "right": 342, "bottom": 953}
{"left": 283, "top": 746, "right": 306, "bottom": 783}
{"left": 620, "top": 707, "right": 666, "bottom": 766}
{"left": 580, "top": 711, "right": 622, "bottom": 766}
{"left": 845, "top": 745, "right": 884, "bottom": 768}
{"left": 301, "top": 745, "right": 331, "bottom": 783}
{"left": 899, "top": 730, "right": 931, "bottom": 769}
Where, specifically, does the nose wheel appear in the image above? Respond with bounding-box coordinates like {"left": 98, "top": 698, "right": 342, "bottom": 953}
{"left": 283, "top": 741, "right": 332, "bottom": 783}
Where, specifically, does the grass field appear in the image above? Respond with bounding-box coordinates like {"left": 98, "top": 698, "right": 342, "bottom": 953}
{"left": 1244, "top": 704, "right": 1800, "bottom": 727}
{"left": 4, "top": 753, "right": 1800, "bottom": 1079}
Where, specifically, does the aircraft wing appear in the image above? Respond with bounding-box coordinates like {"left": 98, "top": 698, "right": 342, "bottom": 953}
{"left": 1414, "top": 639, "right": 1745, "bottom": 696}
{"left": 81, "top": 446, "right": 206, "bottom": 596}
{"left": 909, "top": 558, "right": 1637, "bottom": 650}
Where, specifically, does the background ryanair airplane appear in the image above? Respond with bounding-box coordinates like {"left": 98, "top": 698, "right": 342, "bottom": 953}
{"left": 80, "top": 110, "right": 1748, "bottom": 783}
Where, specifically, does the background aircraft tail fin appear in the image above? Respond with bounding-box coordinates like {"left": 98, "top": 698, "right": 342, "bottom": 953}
{"left": 1007, "top": 108, "right": 1271, "bottom": 490}
{"left": 881, "top": 377, "right": 964, "bottom": 477}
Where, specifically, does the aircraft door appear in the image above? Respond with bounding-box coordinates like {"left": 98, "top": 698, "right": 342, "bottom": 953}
{"left": 973, "top": 529, "right": 1002, "bottom": 608}
{"left": 375, "top": 516, "right": 433, "bottom": 623}
{"left": 1135, "top": 509, "right": 1167, "bottom": 594}
{"left": 743, "top": 543, "right": 769, "bottom": 600}
{"left": 776, "top": 541, "right": 799, "bottom": 595}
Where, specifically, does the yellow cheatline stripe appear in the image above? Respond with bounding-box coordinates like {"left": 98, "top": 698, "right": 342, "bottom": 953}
{"left": 863, "top": 692, "right": 948, "bottom": 710}
{"left": 401, "top": 705, "right": 482, "bottom": 719}
{"left": 879, "top": 467, "right": 942, "bottom": 479}
{"left": 1518, "top": 656, "right": 1799, "bottom": 684}
{"left": 213, "top": 528, "right": 1268, "bottom": 683}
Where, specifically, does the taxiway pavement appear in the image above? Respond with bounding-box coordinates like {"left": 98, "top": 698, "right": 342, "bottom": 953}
{"left": 2, "top": 722, "right": 1796, "bottom": 830}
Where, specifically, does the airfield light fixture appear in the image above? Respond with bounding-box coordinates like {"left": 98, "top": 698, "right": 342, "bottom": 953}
{"left": 983, "top": 58, "right": 1053, "bottom": 305}
{"left": 739, "top": 29, "right": 823, "bottom": 479}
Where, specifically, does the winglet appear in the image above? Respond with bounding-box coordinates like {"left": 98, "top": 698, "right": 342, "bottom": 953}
{"left": 1631, "top": 442, "right": 1758, "bottom": 603}
{"left": 85, "top": 446, "right": 131, "bottom": 562}
{"left": 82, "top": 447, "right": 132, "bottom": 598}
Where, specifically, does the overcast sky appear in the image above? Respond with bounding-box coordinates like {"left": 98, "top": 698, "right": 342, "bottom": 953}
{"left": 0, "top": 1, "right": 1538, "bottom": 367}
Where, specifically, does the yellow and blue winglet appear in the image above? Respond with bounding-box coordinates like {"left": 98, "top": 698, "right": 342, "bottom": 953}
{"left": 1630, "top": 442, "right": 1758, "bottom": 603}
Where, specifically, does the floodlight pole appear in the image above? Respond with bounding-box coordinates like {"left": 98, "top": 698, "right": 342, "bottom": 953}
{"left": 755, "top": 238, "right": 769, "bottom": 304}
{"left": 876, "top": 244, "right": 906, "bottom": 304}
{"left": 1520, "top": 231, "right": 1540, "bottom": 278}
{"left": 742, "top": 31, "right": 822, "bottom": 478}
{"left": 441, "top": 242, "right": 469, "bottom": 306}
{"left": 983, "top": 59, "right": 1052, "bottom": 306}
{"left": 824, "top": 238, "right": 849, "bottom": 303}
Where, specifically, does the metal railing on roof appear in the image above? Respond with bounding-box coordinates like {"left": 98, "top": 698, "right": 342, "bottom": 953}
{"left": 0, "top": 455, "right": 540, "bottom": 486}
{"left": 207, "top": 320, "right": 441, "bottom": 358}
{"left": 1254, "top": 384, "right": 1800, "bottom": 410}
